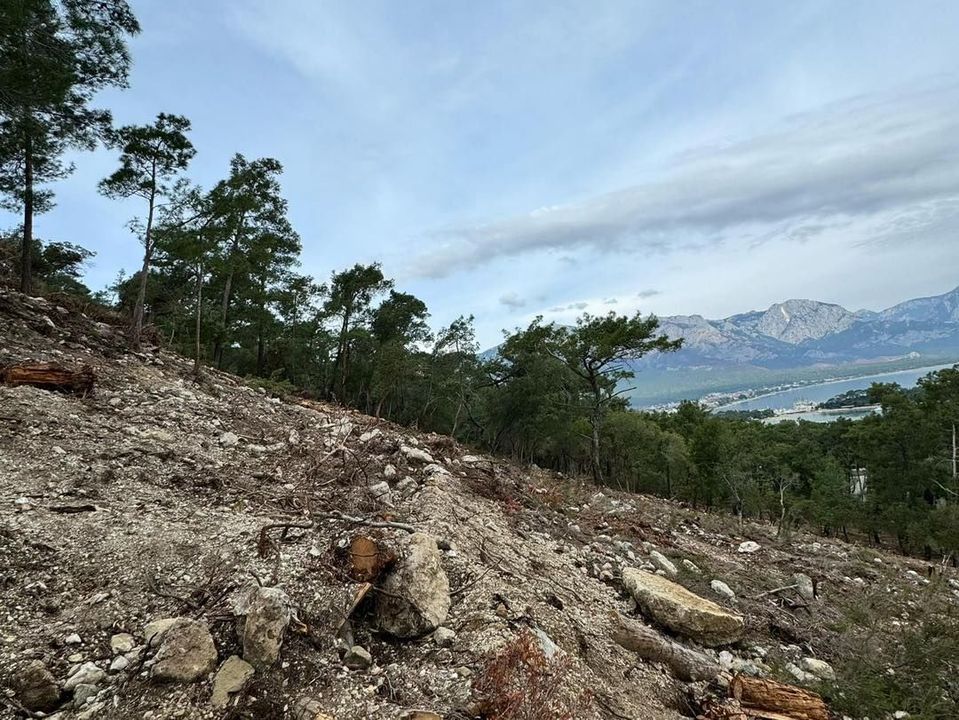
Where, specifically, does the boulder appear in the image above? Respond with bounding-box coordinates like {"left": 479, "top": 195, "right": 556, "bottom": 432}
{"left": 16, "top": 660, "right": 60, "bottom": 712}
{"left": 152, "top": 618, "right": 218, "bottom": 683}
{"left": 433, "top": 627, "right": 456, "bottom": 648}
{"left": 738, "top": 541, "right": 761, "bottom": 554}
{"left": 623, "top": 568, "right": 744, "bottom": 646}
{"left": 144, "top": 617, "right": 178, "bottom": 647}
{"left": 211, "top": 655, "right": 255, "bottom": 709}
{"left": 801, "top": 657, "right": 835, "bottom": 681}
{"left": 73, "top": 683, "right": 98, "bottom": 707}
{"left": 110, "top": 633, "right": 135, "bottom": 655}
{"left": 242, "top": 586, "right": 291, "bottom": 669}
{"left": 375, "top": 532, "right": 451, "bottom": 638}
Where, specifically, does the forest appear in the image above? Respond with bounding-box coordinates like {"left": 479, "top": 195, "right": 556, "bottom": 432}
{"left": 3, "top": 0, "right": 959, "bottom": 561}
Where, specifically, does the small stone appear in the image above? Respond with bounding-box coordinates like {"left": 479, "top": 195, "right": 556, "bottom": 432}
{"left": 433, "top": 627, "right": 456, "bottom": 648}
{"left": 211, "top": 656, "right": 255, "bottom": 709}
{"left": 343, "top": 645, "right": 372, "bottom": 670}
{"left": 710, "top": 580, "right": 736, "bottom": 600}
{"left": 794, "top": 573, "right": 815, "bottom": 601}
{"left": 367, "top": 480, "right": 393, "bottom": 506}
{"left": 65, "top": 633, "right": 82, "bottom": 645}
{"left": 219, "top": 431, "right": 239, "bottom": 448}
{"left": 242, "top": 587, "right": 291, "bottom": 670}
{"left": 383, "top": 464, "right": 397, "bottom": 478}
{"left": 801, "top": 657, "right": 836, "bottom": 681}
{"left": 64, "top": 662, "right": 106, "bottom": 691}
{"left": 400, "top": 445, "right": 434, "bottom": 464}
{"left": 650, "top": 551, "right": 678, "bottom": 577}
{"left": 110, "top": 633, "right": 135, "bottom": 655}
{"left": 682, "top": 559, "right": 702, "bottom": 575}
{"left": 73, "top": 683, "right": 98, "bottom": 707}
{"left": 737, "top": 541, "right": 761, "bottom": 554}
{"left": 109, "top": 656, "right": 129, "bottom": 673}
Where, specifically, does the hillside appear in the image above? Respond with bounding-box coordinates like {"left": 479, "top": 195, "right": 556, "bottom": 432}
{"left": 1, "top": 289, "right": 958, "bottom": 720}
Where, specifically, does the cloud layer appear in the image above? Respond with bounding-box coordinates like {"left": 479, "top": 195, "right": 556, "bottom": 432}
{"left": 409, "top": 84, "right": 959, "bottom": 278}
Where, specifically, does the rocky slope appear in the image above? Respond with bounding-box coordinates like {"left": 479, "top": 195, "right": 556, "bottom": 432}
{"left": 1, "top": 289, "right": 957, "bottom": 720}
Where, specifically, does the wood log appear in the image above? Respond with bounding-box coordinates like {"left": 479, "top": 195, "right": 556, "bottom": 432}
{"left": 610, "top": 611, "right": 720, "bottom": 681}
{"left": 347, "top": 534, "right": 396, "bottom": 582}
{"left": 0, "top": 362, "right": 94, "bottom": 396}
{"left": 729, "top": 675, "right": 829, "bottom": 720}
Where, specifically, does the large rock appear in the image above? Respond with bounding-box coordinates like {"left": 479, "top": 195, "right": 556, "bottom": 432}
{"left": 16, "top": 660, "right": 60, "bottom": 711}
{"left": 623, "top": 568, "right": 744, "bottom": 646}
{"left": 152, "top": 618, "right": 218, "bottom": 683}
{"left": 242, "top": 587, "right": 291, "bottom": 669}
{"left": 375, "top": 532, "right": 450, "bottom": 638}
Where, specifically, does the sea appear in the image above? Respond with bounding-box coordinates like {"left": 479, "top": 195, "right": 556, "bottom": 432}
{"left": 720, "top": 363, "right": 956, "bottom": 423}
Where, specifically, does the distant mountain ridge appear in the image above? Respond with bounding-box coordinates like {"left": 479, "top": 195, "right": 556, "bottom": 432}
{"left": 649, "top": 286, "right": 959, "bottom": 370}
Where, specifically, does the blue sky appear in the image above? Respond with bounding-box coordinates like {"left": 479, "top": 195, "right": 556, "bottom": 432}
{"left": 5, "top": 0, "right": 959, "bottom": 346}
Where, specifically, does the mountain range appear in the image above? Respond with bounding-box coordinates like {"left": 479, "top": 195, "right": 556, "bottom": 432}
{"left": 651, "top": 285, "right": 959, "bottom": 369}
{"left": 627, "top": 285, "right": 959, "bottom": 404}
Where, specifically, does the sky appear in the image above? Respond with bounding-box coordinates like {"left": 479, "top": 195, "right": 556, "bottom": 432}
{"left": 5, "top": 0, "right": 959, "bottom": 347}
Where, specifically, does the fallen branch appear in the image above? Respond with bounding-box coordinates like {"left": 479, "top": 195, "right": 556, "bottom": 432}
{"left": 753, "top": 584, "right": 798, "bottom": 599}
{"left": 610, "top": 611, "right": 720, "bottom": 682}
{"left": 313, "top": 510, "right": 416, "bottom": 533}
{"left": 257, "top": 521, "right": 316, "bottom": 558}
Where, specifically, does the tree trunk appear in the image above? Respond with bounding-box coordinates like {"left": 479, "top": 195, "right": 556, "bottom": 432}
{"left": 952, "top": 422, "right": 956, "bottom": 484}
{"left": 132, "top": 189, "right": 156, "bottom": 350}
{"left": 193, "top": 262, "right": 203, "bottom": 376}
{"left": 20, "top": 131, "right": 34, "bottom": 295}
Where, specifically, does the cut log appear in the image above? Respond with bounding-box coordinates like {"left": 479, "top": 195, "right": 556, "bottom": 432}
{"left": 348, "top": 535, "right": 396, "bottom": 582}
{"left": 0, "top": 362, "right": 95, "bottom": 396}
{"left": 610, "top": 611, "right": 720, "bottom": 681}
{"left": 729, "top": 675, "right": 829, "bottom": 720}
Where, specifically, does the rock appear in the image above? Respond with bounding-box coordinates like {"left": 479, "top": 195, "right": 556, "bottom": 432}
{"left": 152, "top": 618, "right": 218, "bottom": 683}
{"left": 64, "top": 662, "right": 106, "bottom": 691}
{"left": 144, "top": 618, "right": 178, "bottom": 647}
{"left": 359, "top": 429, "right": 381, "bottom": 442}
{"left": 801, "top": 657, "right": 836, "bottom": 681}
{"left": 738, "top": 541, "right": 761, "bottom": 554}
{"left": 650, "top": 550, "right": 678, "bottom": 577}
{"left": 786, "top": 662, "right": 816, "bottom": 684}
{"left": 682, "top": 559, "right": 702, "bottom": 575}
{"left": 65, "top": 632, "right": 82, "bottom": 645}
{"left": 110, "top": 633, "right": 135, "bottom": 654}
{"left": 73, "top": 683, "right": 98, "bottom": 707}
{"left": 293, "top": 696, "right": 335, "bottom": 720}
{"left": 383, "top": 464, "right": 397, "bottom": 478}
{"left": 343, "top": 645, "right": 373, "bottom": 670}
{"left": 794, "top": 573, "right": 815, "bottom": 601}
{"left": 242, "top": 587, "right": 291, "bottom": 670}
{"left": 367, "top": 480, "right": 393, "bottom": 506}
{"left": 710, "top": 579, "right": 736, "bottom": 600}
{"left": 400, "top": 445, "right": 435, "bottom": 464}
{"left": 15, "top": 660, "right": 60, "bottom": 712}
{"left": 375, "top": 532, "right": 451, "bottom": 638}
{"left": 433, "top": 627, "right": 456, "bottom": 648}
{"left": 109, "top": 656, "right": 129, "bottom": 673}
{"left": 211, "top": 655, "right": 255, "bottom": 709}
{"left": 623, "top": 569, "right": 744, "bottom": 646}
{"left": 219, "top": 431, "right": 239, "bottom": 447}
{"left": 395, "top": 476, "right": 418, "bottom": 495}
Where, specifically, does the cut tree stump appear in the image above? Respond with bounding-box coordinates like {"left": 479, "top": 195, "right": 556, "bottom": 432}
{"left": 0, "top": 362, "right": 95, "bottom": 396}
{"left": 610, "top": 611, "right": 720, "bottom": 681}
{"left": 344, "top": 534, "right": 396, "bottom": 582}
{"left": 728, "top": 675, "right": 829, "bottom": 720}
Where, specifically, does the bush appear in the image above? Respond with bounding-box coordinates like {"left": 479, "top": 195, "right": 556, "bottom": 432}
{"left": 471, "top": 629, "right": 593, "bottom": 720}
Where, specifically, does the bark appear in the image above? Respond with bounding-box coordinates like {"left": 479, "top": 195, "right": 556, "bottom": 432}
{"left": 20, "top": 131, "right": 34, "bottom": 295}
{"left": 131, "top": 190, "right": 155, "bottom": 350}
{"left": 728, "top": 675, "right": 829, "bottom": 720}
{"left": 610, "top": 612, "right": 720, "bottom": 682}
{"left": 1, "top": 362, "right": 95, "bottom": 396}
